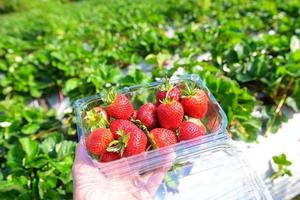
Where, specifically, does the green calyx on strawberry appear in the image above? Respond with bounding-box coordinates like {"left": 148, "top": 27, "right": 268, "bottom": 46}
{"left": 156, "top": 79, "right": 181, "bottom": 105}
{"left": 102, "top": 88, "right": 134, "bottom": 120}
{"left": 108, "top": 119, "right": 147, "bottom": 157}
{"left": 107, "top": 130, "right": 130, "bottom": 157}
{"left": 180, "top": 83, "right": 208, "bottom": 119}
{"left": 84, "top": 106, "right": 110, "bottom": 130}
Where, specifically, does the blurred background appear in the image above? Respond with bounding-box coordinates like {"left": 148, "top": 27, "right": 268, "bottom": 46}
{"left": 0, "top": 0, "right": 299, "bottom": 199}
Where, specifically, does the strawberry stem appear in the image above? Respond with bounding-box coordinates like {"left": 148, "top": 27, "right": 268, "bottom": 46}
{"left": 106, "top": 129, "right": 130, "bottom": 157}
{"left": 183, "top": 82, "right": 196, "bottom": 96}
{"left": 84, "top": 108, "right": 109, "bottom": 130}
{"left": 102, "top": 88, "right": 117, "bottom": 105}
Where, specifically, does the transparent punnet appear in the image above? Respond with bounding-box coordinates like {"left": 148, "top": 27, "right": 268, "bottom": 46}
{"left": 73, "top": 74, "right": 272, "bottom": 200}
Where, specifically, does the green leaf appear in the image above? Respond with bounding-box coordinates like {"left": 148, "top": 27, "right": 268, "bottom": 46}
{"left": 21, "top": 123, "right": 40, "bottom": 134}
{"left": 41, "top": 133, "right": 62, "bottom": 154}
{"left": 30, "top": 155, "right": 49, "bottom": 168}
{"left": 19, "top": 137, "right": 39, "bottom": 161}
{"left": 285, "top": 97, "right": 300, "bottom": 112}
{"left": 51, "top": 156, "right": 73, "bottom": 173}
{"left": 55, "top": 141, "right": 76, "bottom": 160}
{"left": 273, "top": 153, "right": 292, "bottom": 166}
{"left": 277, "top": 64, "right": 300, "bottom": 77}
{"left": 64, "top": 78, "right": 80, "bottom": 93}
{"left": 30, "top": 87, "right": 42, "bottom": 98}
{"left": 0, "top": 179, "right": 25, "bottom": 193}
{"left": 7, "top": 145, "right": 25, "bottom": 169}
{"left": 284, "top": 169, "right": 292, "bottom": 176}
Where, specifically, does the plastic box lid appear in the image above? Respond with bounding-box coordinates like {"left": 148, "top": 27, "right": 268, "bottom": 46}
{"left": 73, "top": 75, "right": 272, "bottom": 200}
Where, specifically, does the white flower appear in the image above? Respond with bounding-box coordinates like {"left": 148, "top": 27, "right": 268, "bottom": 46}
{"left": 197, "top": 52, "right": 212, "bottom": 62}
{"left": 15, "top": 56, "right": 22, "bottom": 63}
{"left": 0, "top": 122, "right": 12, "bottom": 128}
{"left": 268, "top": 30, "right": 276, "bottom": 35}
{"left": 290, "top": 35, "right": 300, "bottom": 52}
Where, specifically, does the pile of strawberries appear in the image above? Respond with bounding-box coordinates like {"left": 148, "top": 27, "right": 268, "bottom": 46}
{"left": 84, "top": 82, "right": 209, "bottom": 163}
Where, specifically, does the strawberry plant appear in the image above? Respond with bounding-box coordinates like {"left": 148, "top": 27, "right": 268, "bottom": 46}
{"left": 0, "top": 0, "right": 299, "bottom": 198}
{"left": 271, "top": 153, "right": 293, "bottom": 181}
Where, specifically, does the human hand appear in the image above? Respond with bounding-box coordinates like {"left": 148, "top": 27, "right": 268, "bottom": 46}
{"left": 72, "top": 138, "right": 174, "bottom": 200}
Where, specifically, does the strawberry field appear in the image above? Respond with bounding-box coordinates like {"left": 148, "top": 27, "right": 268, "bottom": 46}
{"left": 0, "top": 0, "right": 299, "bottom": 199}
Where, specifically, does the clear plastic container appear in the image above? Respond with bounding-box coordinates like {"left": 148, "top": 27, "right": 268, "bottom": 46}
{"left": 73, "top": 74, "right": 272, "bottom": 200}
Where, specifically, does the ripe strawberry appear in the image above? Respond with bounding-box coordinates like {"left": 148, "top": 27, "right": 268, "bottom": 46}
{"left": 157, "top": 100, "right": 184, "bottom": 130}
{"left": 206, "top": 105, "right": 221, "bottom": 132}
{"left": 132, "top": 110, "right": 138, "bottom": 120}
{"left": 104, "top": 90, "right": 133, "bottom": 120}
{"left": 156, "top": 87, "right": 181, "bottom": 105}
{"left": 136, "top": 103, "right": 158, "bottom": 130}
{"left": 84, "top": 106, "right": 110, "bottom": 130}
{"left": 100, "top": 152, "right": 121, "bottom": 163}
{"left": 86, "top": 128, "right": 114, "bottom": 156}
{"left": 108, "top": 119, "right": 147, "bottom": 157}
{"left": 110, "top": 119, "right": 139, "bottom": 138}
{"left": 178, "top": 121, "right": 206, "bottom": 141}
{"left": 149, "top": 128, "right": 177, "bottom": 148}
{"left": 180, "top": 86, "right": 208, "bottom": 119}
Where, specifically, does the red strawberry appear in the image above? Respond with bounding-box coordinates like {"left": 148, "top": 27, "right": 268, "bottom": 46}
{"left": 149, "top": 128, "right": 177, "bottom": 148}
{"left": 181, "top": 87, "right": 208, "bottom": 119}
{"left": 206, "top": 101, "right": 221, "bottom": 132}
{"left": 108, "top": 119, "right": 147, "bottom": 157}
{"left": 110, "top": 119, "right": 139, "bottom": 138}
{"left": 157, "top": 100, "right": 184, "bottom": 130}
{"left": 132, "top": 110, "right": 138, "bottom": 120}
{"left": 178, "top": 121, "right": 206, "bottom": 141}
{"left": 86, "top": 128, "right": 114, "bottom": 156}
{"left": 156, "top": 87, "right": 181, "bottom": 105}
{"left": 104, "top": 90, "right": 133, "bottom": 120}
{"left": 136, "top": 103, "right": 158, "bottom": 130}
{"left": 100, "top": 152, "right": 121, "bottom": 163}
{"left": 84, "top": 106, "right": 110, "bottom": 130}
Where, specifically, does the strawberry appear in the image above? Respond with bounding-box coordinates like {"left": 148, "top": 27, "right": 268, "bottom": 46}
{"left": 108, "top": 119, "right": 147, "bottom": 157}
{"left": 132, "top": 110, "right": 138, "bottom": 120}
{"left": 157, "top": 100, "right": 184, "bottom": 130}
{"left": 136, "top": 103, "right": 158, "bottom": 130}
{"left": 110, "top": 119, "right": 139, "bottom": 138}
{"left": 100, "top": 152, "right": 121, "bottom": 163}
{"left": 103, "top": 89, "right": 133, "bottom": 120}
{"left": 156, "top": 79, "right": 181, "bottom": 105}
{"left": 84, "top": 106, "right": 110, "bottom": 130}
{"left": 156, "top": 87, "right": 181, "bottom": 105}
{"left": 86, "top": 128, "right": 114, "bottom": 156}
{"left": 178, "top": 121, "right": 206, "bottom": 141}
{"left": 180, "top": 85, "right": 208, "bottom": 119}
{"left": 149, "top": 128, "right": 177, "bottom": 148}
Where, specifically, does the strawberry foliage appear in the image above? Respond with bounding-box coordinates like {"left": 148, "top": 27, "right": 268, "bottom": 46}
{"left": 0, "top": 0, "right": 299, "bottom": 198}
